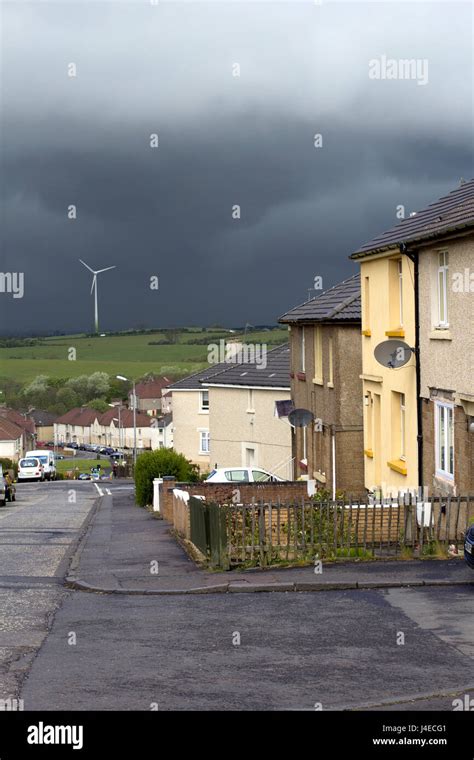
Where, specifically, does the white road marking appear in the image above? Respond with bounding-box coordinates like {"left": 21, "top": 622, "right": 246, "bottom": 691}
{"left": 94, "top": 484, "right": 104, "bottom": 497}
{"left": 106, "top": 489, "right": 112, "bottom": 495}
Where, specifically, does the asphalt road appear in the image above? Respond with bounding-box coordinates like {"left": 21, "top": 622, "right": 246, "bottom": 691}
{"left": 1, "top": 482, "right": 473, "bottom": 711}
{"left": 0, "top": 480, "right": 98, "bottom": 699}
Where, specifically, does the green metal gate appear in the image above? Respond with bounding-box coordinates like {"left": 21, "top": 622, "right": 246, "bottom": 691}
{"left": 189, "top": 497, "right": 229, "bottom": 569}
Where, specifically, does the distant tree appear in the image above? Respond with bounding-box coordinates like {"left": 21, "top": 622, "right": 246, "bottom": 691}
{"left": 65, "top": 372, "right": 110, "bottom": 403}
{"left": 86, "top": 372, "right": 110, "bottom": 400}
{"left": 87, "top": 398, "right": 109, "bottom": 413}
{"left": 56, "top": 387, "right": 80, "bottom": 409}
{"left": 22, "top": 375, "right": 51, "bottom": 408}
{"left": 65, "top": 375, "right": 90, "bottom": 400}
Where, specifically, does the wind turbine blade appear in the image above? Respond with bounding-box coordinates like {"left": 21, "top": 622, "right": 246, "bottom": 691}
{"left": 95, "top": 266, "right": 116, "bottom": 274}
{"left": 90, "top": 275, "right": 96, "bottom": 296}
{"left": 79, "top": 259, "right": 95, "bottom": 274}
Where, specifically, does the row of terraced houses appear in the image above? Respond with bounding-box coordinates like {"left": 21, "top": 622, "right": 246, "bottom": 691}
{"left": 2, "top": 180, "right": 470, "bottom": 498}
{"left": 166, "top": 179, "right": 473, "bottom": 498}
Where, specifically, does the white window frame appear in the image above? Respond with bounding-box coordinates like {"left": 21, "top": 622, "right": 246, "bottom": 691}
{"left": 199, "top": 429, "right": 210, "bottom": 454}
{"left": 398, "top": 259, "right": 404, "bottom": 327}
{"left": 437, "top": 251, "right": 449, "bottom": 327}
{"left": 327, "top": 336, "right": 334, "bottom": 388}
{"left": 199, "top": 390, "right": 209, "bottom": 413}
{"left": 247, "top": 388, "right": 254, "bottom": 412}
{"left": 435, "top": 401, "right": 454, "bottom": 479}
{"left": 300, "top": 327, "right": 305, "bottom": 372}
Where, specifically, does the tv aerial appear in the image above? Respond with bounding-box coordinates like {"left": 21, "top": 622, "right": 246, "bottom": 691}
{"left": 374, "top": 339, "right": 415, "bottom": 369}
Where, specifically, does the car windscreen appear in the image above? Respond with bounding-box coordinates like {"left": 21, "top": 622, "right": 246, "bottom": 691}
{"left": 35, "top": 456, "right": 48, "bottom": 464}
{"left": 225, "top": 470, "right": 249, "bottom": 481}
{"left": 20, "top": 459, "right": 39, "bottom": 467}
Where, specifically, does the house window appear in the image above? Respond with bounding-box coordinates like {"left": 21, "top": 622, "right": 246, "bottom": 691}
{"left": 398, "top": 259, "right": 404, "bottom": 326}
{"left": 247, "top": 389, "right": 254, "bottom": 411}
{"left": 200, "top": 390, "right": 209, "bottom": 412}
{"left": 435, "top": 401, "right": 454, "bottom": 478}
{"left": 365, "top": 392, "right": 373, "bottom": 451}
{"left": 328, "top": 337, "right": 334, "bottom": 387}
{"left": 300, "top": 327, "right": 305, "bottom": 372}
{"left": 313, "top": 326, "right": 323, "bottom": 384}
{"left": 389, "top": 258, "right": 404, "bottom": 328}
{"left": 199, "top": 430, "right": 210, "bottom": 454}
{"left": 400, "top": 393, "right": 406, "bottom": 459}
{"left": 437, "top": 251, "right": 449, "bottom": 326}
{"left": 391, "top": 391, "right": 406, "bottom": 460}
{"left": 363, "top": 276, "right": 370, "bottom": 331}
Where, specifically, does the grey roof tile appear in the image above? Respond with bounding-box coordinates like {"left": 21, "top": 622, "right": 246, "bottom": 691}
{"left": 352, "top": 178, "right": 474, "bottom": 256}
{"left": 279, "top": 273, "right": 361, "bottom": 324}
{"left": 206, "top": 344, "right": 290, "bottom": 388}
{"left": 168, "top": 344, "right": 291, "bottom": 390}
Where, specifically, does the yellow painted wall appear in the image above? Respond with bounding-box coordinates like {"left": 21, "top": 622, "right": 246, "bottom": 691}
{"left": 360, "top": 252, "right": 418, "bottom": 494}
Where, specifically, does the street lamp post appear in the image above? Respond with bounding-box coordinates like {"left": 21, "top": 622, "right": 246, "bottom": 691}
{"left": 116, "top": 375, "right": 137, "bottom": 467}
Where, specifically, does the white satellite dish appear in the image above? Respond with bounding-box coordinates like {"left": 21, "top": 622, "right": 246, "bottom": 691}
{"left": 288, "top": 408, "right": 314, "bottom": 428}
{"left": 374, "top": 339, "right": 414, "bottom": 369}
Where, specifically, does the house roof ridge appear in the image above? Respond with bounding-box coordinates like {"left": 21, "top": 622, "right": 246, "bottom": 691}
{"left": 352, "top": 178, "right": 474, "bottom": 256}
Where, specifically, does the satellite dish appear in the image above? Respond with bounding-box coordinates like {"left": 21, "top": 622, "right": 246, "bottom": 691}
{"left": 374, "top": 340, "right": 414, "bottom": 369}
{"left": 288, "top": 408, "right": 314, "bottom": 428}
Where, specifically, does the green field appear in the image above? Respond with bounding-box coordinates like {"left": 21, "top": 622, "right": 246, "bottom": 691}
{"left": 0, "top": 328, "right": 288, "bottom": 384}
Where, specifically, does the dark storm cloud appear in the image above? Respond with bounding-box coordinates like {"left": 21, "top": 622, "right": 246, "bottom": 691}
{"left": 1, "top": 0, "right": 472, "bottom": 334}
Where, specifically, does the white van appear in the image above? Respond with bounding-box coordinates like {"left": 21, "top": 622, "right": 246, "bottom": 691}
{"left": 25, "top": 450, "right": 56, "bottom": 481}
{"left": 18, "top": 457, "right": 44, "bottom": 482}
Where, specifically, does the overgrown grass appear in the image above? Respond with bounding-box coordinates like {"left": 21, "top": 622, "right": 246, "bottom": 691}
{"left": 56, "top": 458, "right": 111, "bottom": 474}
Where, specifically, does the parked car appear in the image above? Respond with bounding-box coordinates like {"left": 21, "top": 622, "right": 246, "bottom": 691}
{"left": 66, "top": 442, "right": 79, "bottom": 449}
{"left": 205, "top": 467, "right": 284, "bottom": 483}
{"left": 0, "top": 467, "right": 6, "bottom": 506}
{"left": 109, "top": 452, "right": 125, "bottom": 461}
{"left": 464, "top": 524, "right": 474, "bottom": 569}
{"left": 78, "top": 473, "right": 92, "bottom": 480}
{"left": 25, "top": 450, "right": 57, "bottom": 481}
{"left": 56, "top": 454, "right": 65, "bottom": 460}
{"left": 18, "top": 457, "right": 45, "bottom": 482}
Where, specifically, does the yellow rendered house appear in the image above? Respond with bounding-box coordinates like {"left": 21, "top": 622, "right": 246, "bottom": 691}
{"left": 351, "top": 178, "right": 474, "bottom": 498}
{"left": 350, "top": 250, "right": 418, "bottom": 496}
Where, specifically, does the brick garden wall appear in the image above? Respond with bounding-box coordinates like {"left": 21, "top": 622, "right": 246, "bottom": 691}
{"left": 160, "top": 478, "right": 310, "bottom": 523}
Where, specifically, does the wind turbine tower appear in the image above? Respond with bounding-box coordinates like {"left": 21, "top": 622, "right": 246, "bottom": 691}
{"left": 79, "top": 259, "right": 116, "bottom": 334}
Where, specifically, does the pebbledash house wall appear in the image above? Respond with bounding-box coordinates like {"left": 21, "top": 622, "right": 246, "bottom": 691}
{"left": 288, "top": 323, "right": 365, "bottom": 497}
{"left": 170, "top": 389, "right": 211, "bottom": 470}
{"left": 207, "top": 386, "right": 292, "bottom": 476}
{"left": 418, "top": 234, "right": 474, "bottom": 495}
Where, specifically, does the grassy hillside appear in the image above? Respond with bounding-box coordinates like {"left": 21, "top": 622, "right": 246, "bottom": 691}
{"left": 0, "top": 328, "right": 288, "bottom": 384}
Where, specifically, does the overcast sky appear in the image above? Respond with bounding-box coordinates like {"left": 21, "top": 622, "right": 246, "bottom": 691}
{"left": 1, "top": 0, "right": 473, "bottom": 335}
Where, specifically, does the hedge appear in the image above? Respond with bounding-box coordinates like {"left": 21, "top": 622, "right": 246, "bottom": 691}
{"left": 134, "top": 448, "right": 199, "bottom": 507}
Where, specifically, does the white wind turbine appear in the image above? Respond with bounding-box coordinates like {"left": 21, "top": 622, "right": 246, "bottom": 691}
{"left": 79, "top": 259, "right": 116, "bottom": 334}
